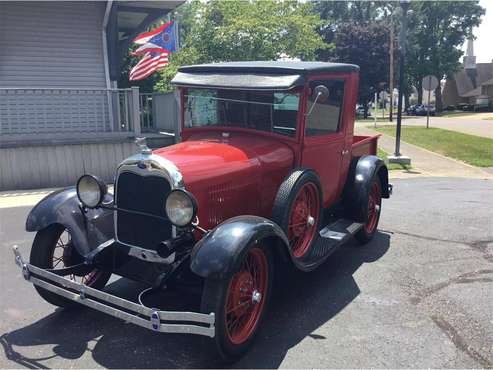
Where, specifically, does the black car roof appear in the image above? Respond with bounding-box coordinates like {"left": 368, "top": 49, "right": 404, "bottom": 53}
{"left": 172, "top": 61, "right": 359, "bottom": 90}
{"left": 178, "top": 61, "right": 359, "bottom": 74}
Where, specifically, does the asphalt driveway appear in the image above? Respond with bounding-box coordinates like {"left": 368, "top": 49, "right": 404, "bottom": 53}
{"left": 0, "top": 177, "right": 492, "bottom": 368}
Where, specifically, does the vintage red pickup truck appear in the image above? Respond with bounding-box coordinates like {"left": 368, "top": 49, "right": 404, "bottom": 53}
{"left": 13, "top": 61, "right": 391, "bottom": 362}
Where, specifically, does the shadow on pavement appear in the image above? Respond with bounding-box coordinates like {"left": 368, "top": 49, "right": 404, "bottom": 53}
{"left": 1, "top": 232, "right": 390, "bottom": 369}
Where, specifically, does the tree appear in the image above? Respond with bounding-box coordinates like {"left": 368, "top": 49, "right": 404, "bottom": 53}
{"left": 314, "top": 1, "right": 395, "bottom": 61}
{"left": 154, "top": 47, "right": 200, "bottom": 93}
{"left": 405, "top": 1, "right": 484, "bottom": 111}
{"left": 152, "top": 0, "right": 327, "bottom": 92}
{"left": 332, "top": 22, "right": 390, "bottom": 117}
{"left": 187, "top": 0, "right": 327, "bottom": 62}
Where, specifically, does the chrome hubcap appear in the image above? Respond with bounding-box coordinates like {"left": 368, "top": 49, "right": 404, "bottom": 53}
{"left": 307, "top": 215, "right": 315, "bottom": 227}
{"left": 251, "top": 290, "right": 262, "bottom": 304}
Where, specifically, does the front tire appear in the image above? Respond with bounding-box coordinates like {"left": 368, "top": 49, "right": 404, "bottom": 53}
{"left": 30, "top": 224, "right": 111, "bottom": 307}
{"left": 272, "top": 169, "right": 322, "bottom": 259}
{"left": 200, "top": 244, "right": 273, "bottom": 363}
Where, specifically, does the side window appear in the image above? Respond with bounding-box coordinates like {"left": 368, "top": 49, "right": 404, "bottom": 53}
{"left": 185, "top": 89, "right": 218, "bottom": 127}
{"left": 272, "top": 92, "right": 299, "bottom": 137}
{"left": 305, "top": 79, "right": 345, "bottom": 136}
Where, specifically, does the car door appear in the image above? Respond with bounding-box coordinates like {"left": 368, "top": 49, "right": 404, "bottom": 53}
{"left": 301, "top": 77, "right": 348, "bottom": 207}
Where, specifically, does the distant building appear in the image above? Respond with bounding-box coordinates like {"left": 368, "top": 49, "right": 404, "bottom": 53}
{"left": 442, "top": 36, "right": 493, "bottom": 109}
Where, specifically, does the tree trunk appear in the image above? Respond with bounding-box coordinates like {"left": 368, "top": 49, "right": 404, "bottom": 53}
{"left": 363, "top": 102, "right": 368, "bottom": 119}
{"left": 417, "top": 79, "right": 423, "bottom": 104}
{"left": 435, "top": 84, "right": 443, "bottom": 112}
{"left": 404, "top": 93, "right": 410, "bottom": 111}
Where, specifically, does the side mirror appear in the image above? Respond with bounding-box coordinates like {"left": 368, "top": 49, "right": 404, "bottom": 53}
{"left": 313, "top": 85, "right": 329, "bottom": 103}
{"left": 305, "top": 85, "right": 330, "bottom": 117}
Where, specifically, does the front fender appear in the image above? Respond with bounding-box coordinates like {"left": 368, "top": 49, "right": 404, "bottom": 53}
{"left": 190, "top": 216, "right": 289, "bottom": 280}
{"left": 345, "top": 155, "right": 389, "bottom": 222}
{"left": 26, "top": 187, "right": 114, "bottom": 257}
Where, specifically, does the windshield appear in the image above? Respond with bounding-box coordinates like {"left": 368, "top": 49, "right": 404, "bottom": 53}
{"left": 184, "top": 88, "right": 300, "bottom": 138}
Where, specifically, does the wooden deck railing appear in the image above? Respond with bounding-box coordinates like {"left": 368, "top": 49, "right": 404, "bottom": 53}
{"left": 0, "top": 86, "right": 142, "bottom": 146}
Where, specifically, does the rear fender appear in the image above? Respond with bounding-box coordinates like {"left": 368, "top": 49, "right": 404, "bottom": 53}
{"left": 344, "top": 155, "right": 389, "bottom": 222}
{"left": 26, "top": 187, "right": 114, "bottom": 257}
{"left": 190, "top": 216, "right": 290, "bottom": 280}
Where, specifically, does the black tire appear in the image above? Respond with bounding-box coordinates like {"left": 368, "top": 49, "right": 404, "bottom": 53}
{"left": 272, "top": 169, "right": 322, "bottom": 259}
{"left": 200, "top": 243, "right": 273, "bottom": 363}
{"left": 355, "top": 176, "right": 382, "bottom": 244}
{"left": 30, "top": 224, "right": 111, "bottom": 308}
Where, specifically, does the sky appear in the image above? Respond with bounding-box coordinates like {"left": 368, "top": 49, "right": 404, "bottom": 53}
{"left": 462, "top": 0, "right": 493, "bottom": 63}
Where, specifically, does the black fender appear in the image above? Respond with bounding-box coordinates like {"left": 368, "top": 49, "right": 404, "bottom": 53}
{"left": 26, "top": 187, "right": 114, "bottom": 257}
{"left": 344, "top": 155, "right": 390, "bottom": 222}
{"left": 190, "top": 216, "right": 290, "bottom": 280}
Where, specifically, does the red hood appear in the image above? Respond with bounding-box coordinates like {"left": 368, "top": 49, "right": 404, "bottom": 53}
{"left": 153, "top": 132, "right": 293, "bottom": 186}
{"left": 152, "top": 131, "right": 294, "bottom": 227}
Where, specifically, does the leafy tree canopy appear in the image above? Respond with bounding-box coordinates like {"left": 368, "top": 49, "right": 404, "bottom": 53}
{"left": 154, "top": 0, "right": 327, "bottom": 92}
{"left": 332, "top": 22, "right": 390, "bottom": 113}
{"left": 405, "top": 1, "right": 484, "bottom": 109}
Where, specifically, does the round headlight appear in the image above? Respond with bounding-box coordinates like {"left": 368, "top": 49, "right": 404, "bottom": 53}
{"left": 76, "top": 174, "right": 107, "bottom": 208}
{"left": 165, "top": 190, "right": 197, "bottom": 227}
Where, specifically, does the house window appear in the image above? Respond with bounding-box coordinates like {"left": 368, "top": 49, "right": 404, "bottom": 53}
{"left": 305, "top": 80, "right": 345, "bottom": 136}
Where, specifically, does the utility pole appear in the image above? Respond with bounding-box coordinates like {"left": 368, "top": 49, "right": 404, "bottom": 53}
{"left": 389, "top": 25, "right": 394, "bottom": 122}
{"left": 388, "top": 0, "right": 411, "bottom": 166}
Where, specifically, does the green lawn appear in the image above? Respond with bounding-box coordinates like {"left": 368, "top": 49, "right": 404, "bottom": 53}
{"left": 377, "top": 148, "right": 412, "bottom": 171}
{"left": 436, "top": 111, "right": 475, "bottom": 118}
{"left": 375, "top": 126, "right": 493, "bottom": 167}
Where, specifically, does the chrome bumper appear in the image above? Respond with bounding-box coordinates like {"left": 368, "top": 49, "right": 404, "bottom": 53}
{"left": 12, "top": 246, "right": 215, "bottom": 337}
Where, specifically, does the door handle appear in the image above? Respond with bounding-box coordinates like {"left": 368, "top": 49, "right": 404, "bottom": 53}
{"left": 341, "top": 149, "right": 349, "bottom": 156}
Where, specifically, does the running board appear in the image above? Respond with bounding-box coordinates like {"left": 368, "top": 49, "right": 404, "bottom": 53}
{"left": 319, "top": 219, "right": 363, "bottom": 240}
{"left": 298, "top": 219, "right": 363, "bottom": 271}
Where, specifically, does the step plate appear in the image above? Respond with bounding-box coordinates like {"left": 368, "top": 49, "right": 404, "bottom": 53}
{"left": 299, "top": 219, "right": 363, "bottom": 270}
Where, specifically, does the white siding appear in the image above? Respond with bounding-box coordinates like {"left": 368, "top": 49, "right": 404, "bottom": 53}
{"left": 0, "top": 142, "right": 139, "bottom": 190}
{"left": 0, "top": 2, "right": 107, "bottom": 88}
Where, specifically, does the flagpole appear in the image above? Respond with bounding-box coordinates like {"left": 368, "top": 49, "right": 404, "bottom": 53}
{"left": 175, "top": 20, "right": 180, "bottom": 52}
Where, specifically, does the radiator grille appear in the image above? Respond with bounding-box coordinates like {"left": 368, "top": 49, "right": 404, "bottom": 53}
{"left": 116, "top": 171, "right": 172, "bottom": 250}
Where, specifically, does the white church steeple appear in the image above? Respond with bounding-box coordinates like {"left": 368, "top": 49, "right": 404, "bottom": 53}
{"left": 463, "top": 35, "right": 477, "bottom": 70}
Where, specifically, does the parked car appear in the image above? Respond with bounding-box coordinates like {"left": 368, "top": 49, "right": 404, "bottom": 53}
{"left": 407, "top": 104, "right": 435, "bottom": 116}
{"left": 356, "top": 104, "right": 371, "bottom": 117}
{"left": 13, "top": 61, "right": 391, "bottom": 362}
{"left": 457, "top": 103, "right": 474, "bottom": 111}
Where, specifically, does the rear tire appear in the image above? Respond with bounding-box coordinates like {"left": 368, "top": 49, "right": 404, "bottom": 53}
{"left": 200, "top": 244, "right": 273, "bottom": 363}
{"left": 355, "top": 177, "right": 382, "bottom": 244}
{"left": 30, "top": 224, "right": 111, "bottom": 308}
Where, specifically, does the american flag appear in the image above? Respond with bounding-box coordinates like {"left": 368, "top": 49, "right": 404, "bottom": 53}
{"left": 129, "top": 51, "right": 169, "bottom": 81}
{"left": 129, "top": 21, "right": 176, "bottom": 81}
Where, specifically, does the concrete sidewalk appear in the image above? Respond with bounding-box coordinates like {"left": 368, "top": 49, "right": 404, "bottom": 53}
{"left": 356, "top": 126, "right": 493, "bottom": 179}
{"left": 0, "top": 186, "right": 114, "bottom": 209}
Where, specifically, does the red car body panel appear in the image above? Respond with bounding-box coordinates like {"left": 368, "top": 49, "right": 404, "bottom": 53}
{"left": 155, "top": 67, "right": 377, "bottom": 228}
{"left": 153, "top": 132, "right": 294, "bottom": 229}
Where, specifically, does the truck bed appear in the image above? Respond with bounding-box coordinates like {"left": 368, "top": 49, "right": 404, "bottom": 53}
{"left": 352, "top": 135, "right": 381, "bottom": 157}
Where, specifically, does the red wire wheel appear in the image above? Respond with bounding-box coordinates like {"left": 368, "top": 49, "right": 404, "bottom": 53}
{"left": 30, "top": 224, "right": 111, "bottom": 308}
{"left": 224, "top": 247, "right": 269, "bottom": 345}
{"left": 365, "top": 180, "right": 382, "bottom": 234}
{"left": 50, "top": 229, "right": 103, "bottom": 286}
{"left": 287, "top": 182, "right": 320, "bottom": 258}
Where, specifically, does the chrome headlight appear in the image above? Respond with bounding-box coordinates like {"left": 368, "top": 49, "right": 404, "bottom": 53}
{"left": 76, "top": 174, "right": 107, "bottom": 208}
{"left": 165, "top": 189, "right": 197, "bottom": 227}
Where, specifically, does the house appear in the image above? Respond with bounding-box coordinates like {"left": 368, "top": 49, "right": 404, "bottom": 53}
{"left": 442, "top": 36, "right": 493, "bottom": 110}
{"left": 0, "top": 1, "right": 183, "bottom": 191}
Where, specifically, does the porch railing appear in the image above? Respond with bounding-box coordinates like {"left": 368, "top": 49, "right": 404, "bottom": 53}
{"left": 0, "top": 87, "right": 142, "bottom": 145}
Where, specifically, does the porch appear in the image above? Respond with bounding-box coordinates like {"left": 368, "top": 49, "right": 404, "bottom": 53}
{"left": 0, "top": 87, "right": 179, "bottom": 191}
